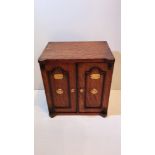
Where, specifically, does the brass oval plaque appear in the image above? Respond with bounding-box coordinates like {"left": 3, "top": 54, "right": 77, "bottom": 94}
{"left": 90, "top": 73, "right": 100, "bottom": 79}
{"left": 90, "top": 88, "right": 98, "bottom": 94}
{"left": 54, "top": 74, "right": 63, "bottom": 80}
{"left": 56, "top": 89, "right": 63, "bottom": 94}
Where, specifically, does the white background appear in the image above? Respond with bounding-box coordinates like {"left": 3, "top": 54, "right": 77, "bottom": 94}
{"left": 34, "top": 1, "right": 121, "bottom": 155}
{"left": 34, "top": 0, "right": 121, "bottom": 90}
{"left": 35, "top": 0, "right": 121, "bottom": 51}
{"left": 0, "top": 0, "right": 155, "bottom": 155}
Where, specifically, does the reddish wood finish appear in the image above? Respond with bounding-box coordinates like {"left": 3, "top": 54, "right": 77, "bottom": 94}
{"left": 38, "top": 41, "right": 114, "bottom": 62}
{"left": 38, "top": 41, "right": 115, "bottom": 118}
{"left": 78, "top": 63, "right": 108, "bottom": 113}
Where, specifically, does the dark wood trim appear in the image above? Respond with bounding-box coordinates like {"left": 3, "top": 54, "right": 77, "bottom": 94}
{"left": 49, "top": 107, "right": 56, "bottom": 118}
{"left": 49, "top": 112, "right": 107, "bottom": 114}
{"left": 76, "top": 63, "right": 79, "bottom": 113}
{"left": 100, "top": 108, "right": 108, "bottom": 117}
{"left": 38, "top": 58, "right": 115, "bottom": 64}
{"left": 39, "top": 63, "right": 45, "bottom": 70}
{"left": 108, "top": 62, "right": 114, "bottom": 70}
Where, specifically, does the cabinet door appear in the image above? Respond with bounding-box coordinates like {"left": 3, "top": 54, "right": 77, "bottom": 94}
{"left": 44, "top": 63, "right": 76, "bottom": 113}
{"left": 78, "top": 63, "right": 113, "bottom": 113}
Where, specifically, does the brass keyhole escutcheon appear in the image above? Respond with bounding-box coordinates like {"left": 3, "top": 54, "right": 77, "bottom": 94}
{"left": 90, "top": 88, "right": 98, "bottom": 94}
{"left": 56, "top": 89, "right": 63, "bottom": 94}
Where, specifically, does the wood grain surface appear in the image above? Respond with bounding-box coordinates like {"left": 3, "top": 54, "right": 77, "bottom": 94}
{"left": 38, "top": 41, "right": 115, "bottom": 62}
{"left": 39, "top": 41, "right": 115, "bottom": 117}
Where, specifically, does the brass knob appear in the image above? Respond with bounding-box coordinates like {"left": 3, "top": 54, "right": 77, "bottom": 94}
{"left": 71, "top": 89, "right": 75, "bottom": 93}
{"left": 56, "top": 89, "right": 63, "bottom": 94}
{"left": 79, "top": 89, "right": 84, "bottom": 93}
{"left": 90, "top": 88, "right": 98, "bottom": 94}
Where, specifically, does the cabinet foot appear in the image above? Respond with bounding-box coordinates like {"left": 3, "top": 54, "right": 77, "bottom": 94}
{"left": 100, "top": 113, "right": 107, "bottom": 118}
{"left": 49, "top": 113, "right": 56, "bottom": 118}
{"left": 49, "top": 108, "right": 56, "bottom": 118}
{"left": 100, "top": 109, "right": 107, "bottom": 118}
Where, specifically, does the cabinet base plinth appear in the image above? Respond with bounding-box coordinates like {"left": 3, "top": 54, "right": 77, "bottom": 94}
{"left": 48, "top": 112, "right": 108, "bottom": 118}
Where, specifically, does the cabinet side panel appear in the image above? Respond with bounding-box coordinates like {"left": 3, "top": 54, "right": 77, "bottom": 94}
{"left": 39, "top": 63, "right": 53, "bottom": 115}
{"left": 103, "top": 63, "right": 114, "bottom": 110}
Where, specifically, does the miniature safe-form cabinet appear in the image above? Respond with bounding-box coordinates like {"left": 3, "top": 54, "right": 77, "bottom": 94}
{"left": 38, "top": 41, "right": 115, "bottom": 118}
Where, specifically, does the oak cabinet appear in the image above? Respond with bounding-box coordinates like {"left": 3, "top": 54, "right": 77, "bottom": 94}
{"left": 38, "top": 42, "right": 115, "bottom": 117}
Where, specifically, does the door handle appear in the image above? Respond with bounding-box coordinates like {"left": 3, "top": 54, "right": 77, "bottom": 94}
{"left": 71, "top": 89, "right": 76, "bottom": 93}
{"left": 79, "top": 88, "right": 84, "bottom": 93}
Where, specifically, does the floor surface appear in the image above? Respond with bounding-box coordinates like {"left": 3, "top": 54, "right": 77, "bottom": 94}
{"left": 34, "top": 90, "right": 121, "bottom": 155}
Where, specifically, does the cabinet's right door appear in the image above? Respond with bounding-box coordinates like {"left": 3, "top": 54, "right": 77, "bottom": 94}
{"left": 78, "top": 63, "right": 113, "bottom": 113}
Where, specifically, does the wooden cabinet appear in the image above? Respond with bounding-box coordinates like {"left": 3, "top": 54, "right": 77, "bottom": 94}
{"left": 38, "top": 42, "right": 115, "bottom": 117}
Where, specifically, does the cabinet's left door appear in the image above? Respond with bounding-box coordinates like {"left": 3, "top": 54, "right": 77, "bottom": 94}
{"left": 40, "top": 63, "right": 76, "bottom": 116}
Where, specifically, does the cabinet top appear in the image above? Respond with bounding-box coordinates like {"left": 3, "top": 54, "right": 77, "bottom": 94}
{"left": 38, "top": 41, "right": 115, "bottom": 63}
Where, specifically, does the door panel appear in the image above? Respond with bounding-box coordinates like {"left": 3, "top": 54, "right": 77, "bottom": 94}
{"left": 45, "top": 63, "right": 76, "bottom": 112}
{"left": 50, "top": 67, "right": 70, "bottom": 108}
{"left": 78, "top": 63, "right": 108, "bottom": 112}
{"left": 85, "top": 67, "right": 106, "bottom": 108}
